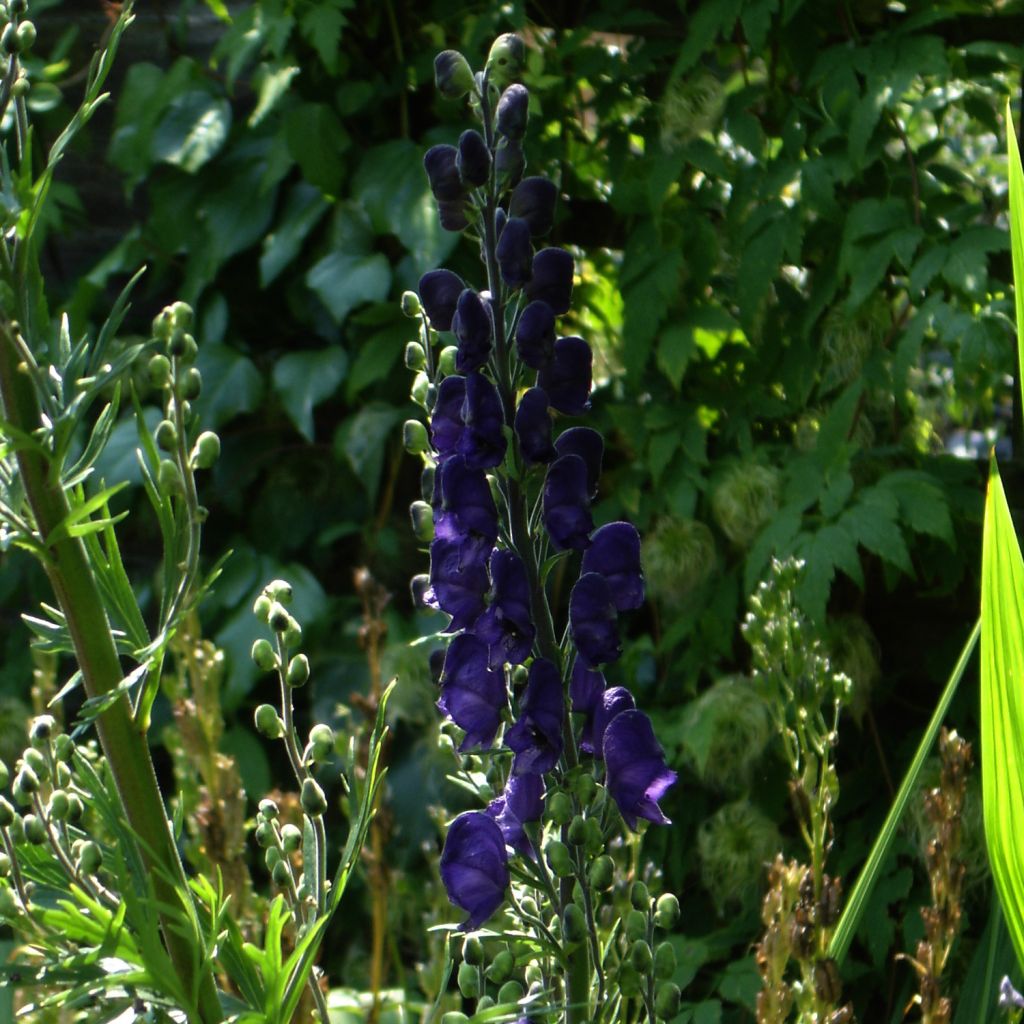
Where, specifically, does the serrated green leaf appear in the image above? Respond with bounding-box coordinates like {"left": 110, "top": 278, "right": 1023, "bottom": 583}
{"left": 877, "top": 469, "right": 953, "bottom": 544}
{"left": 271, "top": 347, "right": 348, "bottom": 441}
{"left": 842, "top": 486, "right": 912, "bottom": 573}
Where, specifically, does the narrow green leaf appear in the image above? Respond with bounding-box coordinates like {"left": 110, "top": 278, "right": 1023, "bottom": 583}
{"left": 1006, "top": 100, "right": 1024, "bottom": 403}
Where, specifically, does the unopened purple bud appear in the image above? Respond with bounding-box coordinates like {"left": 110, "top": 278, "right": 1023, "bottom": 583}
{"left": 569, "top": 571, "right": 621, "bottom": 667}
{"left": 434, "top": 50, "right": 475, "bottom": 99}
{"left": 510, "top": 176, "right": 557, "bottom": 236}
{"left": 515, "top": 300, "right": 555, "bottom": 369}
{"left": 457, "top": 129, "right": 491, "bottom": 188}
{"left": 538, "top": 337, "right": 592, "bottom": 416}
{"left": 424, "top": 145, "right": 463, "bottom": 201}
{"left": 514, "top": 387, "right": 555, "bottom": 464}
{"left": 543, "top": 454, "right": 593, "bottom": 551}
{"left": 452, "top": 289, "right": 493, "bottom": 373}
{"left": 437, "top": 198, "right": 470, "bottom": 232}
{"left": 494, "top": 138, "right": 525, "bottom": 188}
{"left": 496, "top": 217, "right": 533, "bottom": 289}
{"left": 554, "top": 427, "right": 603, "bottom": 497}
{"left": 582, "top": 522, "right": 645, "bottom": 611}
{"left": 496, "top": 84, "right": 529, "bottom": 141}
{"left": 524, "top": 247, "right": 574, "bottom": 315}
{"left": 458, "top": 372, "right": 507, "bottom": 469}
{"left": 419, "top": 269, "right": 466, "bottom": 331}
{"left": 430, "top": 374, "right": 466, "bottom": 457}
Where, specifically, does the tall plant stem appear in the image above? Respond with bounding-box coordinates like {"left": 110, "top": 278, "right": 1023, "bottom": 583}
{"left": 0, "top": 320, "right": 223, "bottom": 1024}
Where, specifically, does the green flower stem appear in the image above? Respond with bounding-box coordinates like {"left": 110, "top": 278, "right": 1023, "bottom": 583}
{"left": 0, "top": 320, "right": 223, "bottom": 1024}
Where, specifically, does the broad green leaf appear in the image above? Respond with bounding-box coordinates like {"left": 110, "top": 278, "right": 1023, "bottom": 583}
{"left": 980, "top": 459, "right": 1024, "bottom": 974}
{"left": 307, "top": 249, "right": 391, "bottom": 326}
{"left": 260, "top": 182, "right": 329, "bottom": 287}
{"left": 249, "top": 62, "right": 300, "bottom": 128}
{"left": 271, "top": 347, "right": 348, "bottom": 441}
{"left": 152, "top": 89, "right": 231, "bottom": 173}
{"left": 285, "top": 102, "right": 349, "bottom": 193}
{"left": 193, "top": 343, "right": 263, "bottom": 429}
{"left": 334, "top": 403, "right": 402, "bottom": 502}
{"left": 1008, "top": 101, "right": 1024, "bottom": 402}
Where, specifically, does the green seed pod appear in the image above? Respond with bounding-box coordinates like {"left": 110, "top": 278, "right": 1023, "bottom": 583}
{"left": 280, "top": 823, "right": 302, "bottom": 853}
{"left": 562, "top": 902, "right": 587, "bottom": 945}
{"left": 655, "top": 981, "right": 681, "bottom": 1020}
{"left": 66, "top": 793, "right": 84, "bottom": 824}
{"left": 625, "top": 908, "right": 648, "bottom": 943}
{"left": 286, "top": 654, "right": 310, "bottom": 688}
{"left": 0, "top": 759, "right": 7, "bottom": 789}
{"left": 486, "top": 949, "right": 514, "bottom": 984}
{"left": 1, "top": 23, "right": 18, "bottom": 54}
{"left": 180, "top": 366, "right": 202, "bottom": 400}
{"left": 434, "top": 49, "right": 475, "bottom": 99}
{"left": 192, "top": 431, "right": 221, "bottom": 470}
{"left": 546, "top": 790, "right": 573, "bottom": 826}
{"left": 0, "top": 796, "right": 13, "bottom": 828}
{"left": 496, "top": 980, "right": 524, "bottom": 1005}
{"left": 462, "top": 934, "right": 484, "bottom": 965}
{"left": 654, "top": 940, "right": 677, "bottom": 980}
{"left": 404, "top": 340, "right": 427, "bottom": 370}
{"left": 301, "top": 778, "right": 328, "bottom": 817}
{"left": 48, "top": 790, "right": 69, "bottom": 821}
{"left": 148, "top": 353, "right": 172, "bottom": 388}
{"left": 157, "top": 458, "right": 183, "bottom": 496}
{"left": 13, "top": 766, "right": 39, "bottom": 802}
{"left": 258, "top": 798, "right": 279, "bottom": 819}
{"left": 654, "top": 893, "right": 681, "bottom": 931}
{"left": 53, "top": 735, "right": 75, "bottom": 763}
{"left": 168, "top": 326, "right": 188, "bottom": 357}
{"left": 588, "top": 854, "right": 614, "bottom": 891}
{"left": 485, "top": 34, "right": 525, "bottom": 91}
{"left": 22, "top": 814, "right": 44, "bottom": 845}
{"left": 617, "top": 962, "right": 642, "bottom": 999}
{"left": 710, "top": 462, "right": 780, "bottom": 549}
{"left": 437, "top": 346, "right": 458, "bottom": 378}
{"left": 272, "top": 859, "right": 292, "bottom": 887}
{"left": 268, "top": 602, "right": 290, "bottom": 634}
{"left": 404, "top": 419, "right": 429, "bottom": 455}
{"left": 251, "top": 638, "right": 277, "bottom": 673}
{"left": 29, "top": 715, "right": 54, "bottom": 747}
{"left": 630, "top": 939, "right": 653, "bottom": 974}
{"left": 630, "top": 881, "right": 650, "bottom": 911}
{"left": 15, "top": 19, "right": 34, "bottom": 51}
{"left": 254, "top": 703, "right": 284, "bottom": 739}
{"left": 10, "top": 74, "right": 28, "bottom": 99}
{"left": 457, "top": 960, "right": 480, "bottom": 998}
{"left": 308, "top": 722, "right": 333, "bottom": 761}
{"left": 697, "top": 799, "right": 780, "bottom": 914}
{"left": 409, "top": 500, "right": 434, "bottom": 543}
{"left": 567, "top": 814, "right": 587, "bottom": 846}
{"left": 545, "top": 839, "right": 573, "bottom": 878}
{"left": 155, "top": 419, "right": 177, "bottom": 452}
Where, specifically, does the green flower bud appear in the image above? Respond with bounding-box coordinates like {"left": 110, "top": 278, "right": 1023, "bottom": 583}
{"left": 0, "top": 852, "right": 9, "bottom": 876}
{"left": 301, "top": 778, "right": 328, "bottom": 817}
{"left": 654, "top": 940, "right": 677, "bottom": 980}
{"left": 625, "top": 909, "right": 648, "bottom": 943}
{"left": 420, "top": 463, "right": 436, "bottom": 503}
{"left": 308, "top": 722, "right": 333, "bottom": 761}
{"left": 401, "top": 290, "right": 423, "bottom": 318}
{"left": 10, "top": 75, "right": 28, "bottom": 99}
{"left": 496, "top": 980, "right": 524, "bottom": 1005}
{"left": 253, "top": 594, "right": 273, "bottom": 622}
{"left": 404, "top": 419, "right": 429, "bottom": 455}
{"left": 192, "top": 431, "right": 221, "bottom": 470}
{"left": 545, "top": 839, "right": 573, "bottom": 878}
{"left": 462, "top": 934, "right": 485, "bottom": 965}
{"left": 152, "top": 309, "right": 174, "bottom": 343}
{"left": 23, "top": 748, "right": 47, "bottom": 780}
{"left": 48, "top": 790, "right": 69, "bottom": 821}
{"left": 180, "top": 366, "right": 202, "bottom": 400}
{"left": 404, "top": 340, "right": 426, "bottom": 370}
{"left": 13, "top": 766, "right": 39, "bottom": 802}
{"left": 588, "top": 854, "right": 614, "bottom": 891}
{"left": 654, "top": 893, "right": 681, "bottom": 931}
{"left": 476, "top": 996, "right": 495, "bottom": 1013}
{"left": 254, "top": 821, "right": 275, "bottom": 848}
{"left": 155, "top": 419, "right": 177, "bottom": 452}
{"left": 280, "top": 823, "right": 302, "bottom": 853}
{"left": 457, "top": 960, "right": 480, "bottom": 998}
{"left": 157, "top": 458, "right": 183, "bottom": 496}
{"left": 53, "top": 735, "right": 75, "bottom": 762}
{"left": 546, "top": 790, "right": 573, "bottom": 826}
{"left": 286, "top": 654, "right": 310, "bottom": 688}
{"left": 29, "top": 715, "right": 54, "bottom": 747}
{"left": 268, "top": 602, "right": 290, "bottom": 633}
{"left": 251, "top": 638, "right": 277, "bottom": 673}
{"left": 0, "top": 797, "right": 13, "bottom": 828}
{"left": 265, "top": 579, "right": 293, "bottom": 605}
{"left": 23, "top": 814, "right": 46, "bottom": 845}
{"left": 258, "top": 798, "right": 279, "bottom": 819}
{"left": 437, "top": 346, "right": 458, "bottom": 377}
{"left": 485, "top": 34, "right": 525, "bottom": 90}
{"left": 55, "top": 762, "right": 71, "bottom": 788}
{"left": 255, "top": 703, "right": 284, "bottom": 739}
{"left": 584, "top": 816, "right": 604, "bottom": 857}
{"left": 170, "top": 300, "right": 194, "bottom": 331}
{"left": 282, "top": 619, "right": 303, "bottom": 649}
{"left": 1, "top": 24, "right": 18, "bottom": 55}
{"left": 434, "top": 49, "right": 475, "bottom": 99}
{"left": 411, "top": 371, "right": 431, "bottom": 409}
{"left": 567, "top": 814, "right": 587, "bottom": 846}
{"left": 0, "top": 760, "right": 7, "bottom": 789}
{"left": 655, "top": 981, "right": 681, "bottom": 1020}
{"left": 630, "top": 881, "right": 650, "bottom": 911}
{"left": 524, "top": 962, "right": 543, "bottom": 986}
{"left": 440, "top": 1014, "right": 470, "bottom": 1024}
{"left": 562, "top": 902, "right": 587, "bottom": 945}
{"left": 486, "top": 949, "right": 514, "bottom": 984}
{"left": 265, "top": 846, "right": 282, "bottom": 870}
{"left": 572, "top": 772, "right": 597, "bottom": 807}
{"left": 617, "top": 962, "right": 642, "bottom": 999}
{"left": 272, "top": 859, "right": 292, "bottom": 887}
{"left": 409, "top": 500, "right": 434, "bottom": 543}
{"left": 0, "top": 886, "right": 19, "bottom": 918}
{"left": 66, "top": 793, "right": 84, "bottom": 823}
{"left": 630, "top": 939, "right": 653, "bottom": 974}
{"left": 148, "top": 353, "right": 172, "bottom": 388}
{"left": 519, "top": 895, "right": 538, "bottom": 918}
{"left": 15, "top": 20, "right": 34, "bottom": 51}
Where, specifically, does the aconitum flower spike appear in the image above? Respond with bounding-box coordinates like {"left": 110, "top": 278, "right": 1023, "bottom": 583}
{"left": 582, "top": 522, "right": 645, "bottom": 611}
{"left": 554, "top": 427, "right": 603, "bottom": 497}
{"left": 430, "top": 374, "right": 466, "bottom": 457}
{"left": 514, "top": 387, "right": 555, "bottom": 464}
{"left": 428, "top": 537, "right": 489, "bottom": 633}
{"left": 591, "top": 685, "right": 636, "bottom": 759}
{"left": 569, "top": 571, "right": 621, "bottom": 667}
{"left": 510, "top": 176, "right": 557, "bottom": 237}
{"left": 438, "top": 633, "right": 507, "bottom": 748}
{"left": 538, "top": 336, "right": 592, "bottom": 416}
{"left": 487, "top": 772, "right": 544, "bottom": 854}
{"left": 435, "top": 456, "right": 498, "bottom": 558}
{"left": 434, "top": 50, "right": 475, "bottom": 99}
{"left": 543, "top": 454, "right": 593, "bottom": 551}
{"left": 524, "top": 247, "right": 574, "bottom": 315}
{"left": 496, "top": 217, "right": 533, "bottom": 289}
{"left": 419, "top": 269, "right": 465, "bottom": 331}
{"left": 440, "top": 810, "right": 510, "bottom": 928}
{"left": 457, "top": 129, "right": 491, "bottom": 188}
{"left": 496, "top": 83, "right": 529, "bottom": 141}
{"left": 603, "top": 709, "right": 677, "bottom": 829}
{"left": 506, "top": 658, "right": 564, "bottom": 774}
{"left": 452, "top": 289, "right": 493, "bottom": 373}
{"left": 424, "top": 145, "right": 464, "bottom": 202}
{"left": 570, "top": 656, "right": 606, "bottom": 754}
{"left": 515, "top": 300, "right": 555, "bottom": 369}
{"left": 458, "top": 372, "right": 507, "bottom": 469}
{"left": 475, "top": 548, "right": 536, "bottom": 667}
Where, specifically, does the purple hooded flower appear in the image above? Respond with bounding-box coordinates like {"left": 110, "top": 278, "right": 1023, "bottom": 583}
{"left": 487, "top": 772, "right": 544, "bottom": 854}
{"left": 438, "top": 633, "right": 507, "bottom": 749}
{"left": 458, "top": 372, "right": 507, "bottom": 469}
{"left": 543, "top": 454, "right": 593, "bottom": 551}
{"left": 424, "top": 144, "right": 463, "bottom": 201}
{"left": 570, "top": 656, "right": 606, "bottom": 754}
{"left": 494, "top": 138, "right": 525, "bottom": 188}
{"left": 510, "top": 176, "right": 557, "bottom": 237}
{"left": 554, "top": 427, "right": 603, "bottom": 497}
{"left": 452, "top": 289, "right": 493, "bottom": 373}
{"left": 514, "top": 387, "right": 555, "bottom": 464}
{"left": 496, "top": 83, "right": 529, "bottom": 141}
{"left": 434, "top": 456, "right": 498, "bottom": 563}
{"left": 496, "top": 216, "right": 533, "bottom": 289}
{"left": 506, "top": 657, "right": 564, "bottom": 775}
{"left": 475, "top": 548, "right": 536, "bottom": 667}
{"left": 457, "top": 129, "right": 490, "bottom": 188}
{"left": 604, "top": 710, "right": 677, "bottom": 829}
{"left": 440, "top": 810, "right": 510, "bottom": 929}
{"left": 524, "top": 248, "right": 574, "bottom": 315}
{"left": 428, "top": 537, "right": 490, "bottom": 632}
{"left": 591, "top": 685, "right": 636, "bottom": 759}
{"left": 438, "top": 199, "right": 469, "bottom": 232}
{"left": 430, "top": 374, "right": 466, "bottom": 457}
{"left": 538, "top": 337, "right": 592, "bottom": 416}
{"left": 515, "top": 301, "right": 556, "bottom": 369}
{"left": 581, "top": 522, "right": 645, "bottom": 611}
{"left": 569, "top": 571, "right": 621, "bottom": 668}
{"left": 419, "top": 270, "right": 466, "bottom": 331}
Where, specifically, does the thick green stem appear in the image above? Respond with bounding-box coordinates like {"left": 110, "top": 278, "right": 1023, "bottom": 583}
{"left": 0, "top": 322, "right": 223, "bottom": 1024}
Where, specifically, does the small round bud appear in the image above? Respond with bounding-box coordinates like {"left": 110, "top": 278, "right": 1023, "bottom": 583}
{"left": 630, "top": 939, "right": 653, "bottom": 974}
{"left": 572, "top": 772, "right": 597, "bottom": 806}
{"left": 486, "top": 949, "right": 514, "bottom": 984}
{"left": 23, "top": 814, "right": 46, "bottom": 845}
{"left": 265, "top": 579, "right": 293, "bottom": 605}
{"left": 437, "top": 346, "right": 458, "bottom": 377}
{"left": 563, "top": 903, "right": 588, "bottom": 945}
{"left": 268, "top": 603, "right": 290, "bottom": 634}
{"left": 308, "top": 722, "right": 333, "bottom": 761}
{"left": 409, "top": 501, "right": 434, "bottom": 543}
{"left": 13, "top": 766, "right": 39, "bottom": 802}
{"left": 254, "top": 821, "right": 275, "bottom": 848}
{"left": 55, "top": 762, "right": 72, "bottom": 788}
{"left": 253, "top": 594, "right": 273, "bottom": 622}
{"left": 0, "top": 852, "right": 9, "bottom": 876}
{"left": 519, "top": 895, "right": 539, "bottom": 918}
{"left": 617, "top": 962, "right": 642, "bottom": 999}
{"left": 148, "top": 353, "right": 172, "bottom": 387}
{"left": 524, "top": 962, "right": 543, "bottom": 986}
{"left": 545, "top": 839, "right": 573, "bottom": 878}
{"left": 192, "top": 431, "right": 220, "bottom": 470}
{"left": 546, "top": 790, "right": 573, "bottom": 826}
{"left": 420, "top": 463, "right": 436, "bottom": 503}
{"left": 476, "top": 996, "right": 495, "bottom": 1013}
{"left": 286, "top": 654, "right": 310, "bottom": 688}
{"left": 655, "top": 982, "right": 682, "bottom": 1020}
{"left": 251, "top": 639, "right": 277, "bottom": 673}
{"left": 462, "top": 935, "right": 484, "bottom": 965}
{"left": 485, "top": 34, "right": 525, "bottom": 90}
{"left": 457, "top": 961, "right": 480, "bottom": 998}
{"left": 401, "top": 291, "right": 423, "bottom": 317}
{"left": 404, "top": 341, "right": 426, "bottom": 370}
{"left": 0, "top": 760, "right": 7, "bottom": 790}
{"left": 258, "top": 798, "right": 279, "bottom": 819}
{"left": 23, "top": 748, "right": 48, "bottom": 780}
{"left": 654, "top": 941, "right": 677, "bottom": 980}
{"left": 272, "top": 859, "right": 292, "bottom": 887}
{"left": 280, "top": 823, "right": 302, "bottom": 853}
{"left": 15, "top": 20, "right": 35, "bottom": 51}
{"left": 265, "top": 846, "right": 282, "bottom": 870}
{"left": 29, "top": 715, "right": 54, "bottom": 747}
{"left": 1, "top": 24, "right": 19, "bottom": 55}
{"left": 434, "top": 49, "right": 475, "bottom": 99}
{"left": 567, "top": 815, "right": 587, "bottom": 846}
{"left": 588, "top": 854, "right": 615, "bottom": 891}
{"left": 497, "top": 980, "right": 524, "bottom": 1005}
{"left": 254, "top": 704, "right": 284, "bottom": 739}
{"left": 180, "top": 366, "right": 202, "bottom": 400}
{"left": 0, "top": 886, "right": 19, "bottom": 918}
{"left": 152, "top": 309, "right": 174, "bottom": 343}
{"left": 0, "top": 797, "right": 14, "bottom": 828}
{"left": 625, "top": 909, "right": 648, "bottom": 943}
{"left": 282, "top": 619, "right": 302, "bottom": 648}
{"left": 48, "top": 790, "right": 69, "bottom": 821}
{"left": 10, "top": 75, "right": 28, "bottom": 99}
{"left": 654, "top": 892, "right": 681, "bottom": 931}
{"left": 403, "top": 419, "right": 429, "bottom": 455}
{"left": 7, "top": 816, "right": 24, "bottom": 845}
{"left": 630, "top": 881, "right": 651, "bottom": 911}
{"left": 411, "top": 371, "right": 431, "bottom": 409}
{"left": 53, "top": 735, "right": 75, "bottom": 762}
{"left": 157, "top": 458, "right": 183, "bottom": 496}
{"left": 301, "top": 778, "right": 328, "bottom": 817}
{"left": 66, "top": 793, "right": 84, "bottom": 823}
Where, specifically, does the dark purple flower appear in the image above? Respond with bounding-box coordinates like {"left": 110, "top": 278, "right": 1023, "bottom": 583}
{"left": 570, "top": 656, "right": 606, "bottom": 754}
{"left": 438, "top": 633, "right": 507, "bottom": 749}
{"left": 538, "top": 337, "right": 592, "bottom": 416}
{"left": 514, "top": 387, "right": 555, "bottom": 464}
{"left": 452, "top": 289, "right": 493, "bottom": 373}
{"left": 604, "top": 710, "right": 677, "bottom": 829}
{"left": 428, "top": 537, "right": 489, "bottom": 632}
{"left": 440, "top": 810, "right": 510, "bottom": 929}
{"left": 494, "top": 207, "right": 508, "bottom": 239}
{"left": 424, "top": 144, "right": 463, "bottom": 201}
{"left": 543, "top": 454, "right": 592, "bottom": 551}
{"left": 475, "top": 548, "right": 536, "bottom": 667}
{"left": 419, "top": 270, "right": 466, "bottom": 331}
{"left": 457, "top": 129, "right": 491, "bottom": 188}
{"left": 496, "top": 83, "right": 529, "bottom": 141}
{"left": 524, "top": 248, "right": 574, "bottom": 315}
{"left": 581, "top": 522, "right": 645, "bottom": 611}
{"left": 515, "top": 301, "right": 555, "bottom": 369}
{"left": 430, "top": 374, "right": 466, "bottom": 457}
{"left": 494, "top": 138, "right": 525, "bottom": 188}
{"left": 554, "top": 427, "right": 603, "bottom": 497}
{"left": 591, "top": 685, "right": 636, "bottom": 759}
{"left": 506, "top": 658, "right": 564, "bottom": 775}
{"left": 510, "top": 176, "right": 557, "bottom": 237}
{"left": 458, "top": 371, "right": 507, "bottom": 469}
{"left": 496, "top": 217, "right": 533, "bottom": 289}
{"left": 434, "top": 456, "right": 498, "bottom": 563}
{"left": 437, "top": 199, "right": 470, "bottom": 232}
{"left": 569, "top": 571, "right": 621, "bottom": 668}
{"left": 487, "top": 772, "right": 544, "bottom": 854}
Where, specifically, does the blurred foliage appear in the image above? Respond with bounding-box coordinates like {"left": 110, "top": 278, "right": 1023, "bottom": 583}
{"left": 0, "top": 0, "right": 1021, "bottom": 1018}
